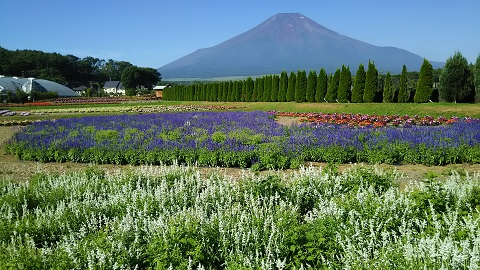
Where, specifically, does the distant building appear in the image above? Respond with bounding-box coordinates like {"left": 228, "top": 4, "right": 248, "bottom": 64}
{"left": 72, "top": 85, "right": 88, "bottom": 95}
{"left": 0, "top": 76, "right": 80, "bottom": 97}
{"left": 103, "top": 81, "right": 125, "bottom": 95}
{"left": 153, "top": 84, "right": 171, "bottom": 98}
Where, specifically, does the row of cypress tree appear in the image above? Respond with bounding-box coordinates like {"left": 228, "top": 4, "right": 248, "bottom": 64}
{"left": 163, "top": 53, "right": 480, "bottom": 103}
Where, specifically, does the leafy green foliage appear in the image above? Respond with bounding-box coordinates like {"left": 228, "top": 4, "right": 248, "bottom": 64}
{"left": 0, "top": 47, "right": 136, "bottom": 85}
{"left": 439, "top": 51, "right": 472, "bottom": 102}
{"left": 7, "top": 111, "right": 480, "bottom": 169}
{"left": 121, "top": 66, "right": 160, "bottom": 96}
{"left": 211, "top": 131, "right": 227, "bottom": 143}
{"left": 1, "top": 166, "right": 480, "bottom": 268}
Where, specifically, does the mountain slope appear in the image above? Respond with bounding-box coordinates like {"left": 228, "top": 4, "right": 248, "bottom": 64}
{"left": 159, "top": 13, "right": 443, "bottom": 78}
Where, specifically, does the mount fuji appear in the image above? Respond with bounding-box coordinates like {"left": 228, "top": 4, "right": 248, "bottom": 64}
{"left": 158, "top": 13, "right": 443, "bottom": 79}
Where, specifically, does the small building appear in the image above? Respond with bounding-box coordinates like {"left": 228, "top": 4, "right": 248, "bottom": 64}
{"left": 153, "top": 84, "right": 171, "bottom": 98}
{"left": 103, "top": 81, "right": 125, "bottom": 95}
{"left": 72, "top": 86, "right": 88, "bottom": 95}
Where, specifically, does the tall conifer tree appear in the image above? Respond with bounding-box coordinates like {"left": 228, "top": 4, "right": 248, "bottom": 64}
{"left": 206, "top": 84, "right": 213, "bottom": 102}
{"left": 241, "top": 80, "right": 246, "bottom": 102}
{"left": 306, "top": 70, "right": 317, "bottom": 102}
{"left": 192, "top": 84, "right": 198, "bottom": 101}
{"left": 252, "top": 78, "right": 259, "bottom": 102}
{"left": 414, "top": 59, "right": 434, "bottom": 103}
{"left": 202, "top": 84, "right": 207, "bottom": 101}
{"left": 199, "top": 84, "right": 205, "bottom": 101}
{"left": 255, "top": 77, "right": 264, "bottom": 102}
{"left": 295, "top": 70, "right": 307, "bottom": 102}
{"left": 383, "top": 72, "right": 393, "bottom": 103}
{"left": 209, "top": 83, "right": 214, "bottom": 101}
{"left": 337, "top": 65, "right": 352, "bottom": 103}
{"left": 245, "top": 77, "right": 254, "bottom": 102}
{"left": 315, "top": 68, "right": 328, "bottom": 102}
{"left": 227, "top": 81, "right": 234, "bottom": 102}
{"left": 278, "top": 71, "right": 288, "bottom": 102}
{"left": 235, "top": 81, "right": 242, "bottom": 101}
{"left": 263, "top": 75, "right": 272, "bottom": 102}
{"left": 221, "top": 82, "right": 228, "bottom": 101}
{"left": 188, "top": 84, "right": 194, "bottom": 101}
{"left": 215, "top": 83, "right": 221, "bottom": 101}
{"left": 363, "top": 60, "right": 378, "bottom": 103}
{"left": 251, "top": 78, "right": 263, "bottom": 102}
{"left": 351, "top": 64, "right": 366, "bottom": 103}
{"left": 475, "top": 54, "right": 480, "bottom": 103}
{"left": 397, "top": 65, "right": 409, "bottom": 103}
{"left": 271, "top": 74, "right": 279, "bottom": 102}
{"left": 325, "top": 69, "right": 340, "bottom": 102}
{"left": 286, "top": 71, "right": 296, "bottom": 102}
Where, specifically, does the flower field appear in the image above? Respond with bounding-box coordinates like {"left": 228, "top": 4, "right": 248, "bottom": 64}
{"left": 1, "top": 165, "right": 480, "bottom": 269}
{"left": 274, "top": 112, "right": 464, "bottom": 127}
{"left": 0, "top": 105, "right": 242, "bottom": 126}
{"left": 5, "top": 111, "right": 480, "bottom": 168}
{"left": 1, "top": 96, "right": 156, "bottom": 107}
{"left": 25, "top": 104, "right": 242, "bottom": 115}
{"left": 3, "top": 109, "right": 480, "bottom": 269}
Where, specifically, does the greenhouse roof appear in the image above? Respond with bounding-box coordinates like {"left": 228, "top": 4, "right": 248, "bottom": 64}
{"left": 0, "top": 76, "right": 79, "bottom": 97}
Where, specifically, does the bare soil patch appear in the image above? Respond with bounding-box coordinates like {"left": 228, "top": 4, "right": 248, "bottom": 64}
{"left": 275, "top": 116, "right": 304, "bottom": 126}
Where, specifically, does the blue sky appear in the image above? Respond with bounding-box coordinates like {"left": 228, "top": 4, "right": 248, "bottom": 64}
{"left": 2, "top": 0, "right": 479, "bottom": 69}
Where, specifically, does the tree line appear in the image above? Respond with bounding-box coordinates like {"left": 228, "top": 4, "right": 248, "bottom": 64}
{"left": 0, "top": 47, "right": 160, "bottom": 97}
{"left": 164, "top": 52, "right": 480, "bottom": 103}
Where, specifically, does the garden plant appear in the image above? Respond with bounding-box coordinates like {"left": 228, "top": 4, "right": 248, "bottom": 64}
{"left": 1, "top": 164, "right": 480, "bottom": 269}
{"left": 2, "top": 105, "right": 480, "bottom": 269}
{"left": 5, "top": 111, "right": 480, "bottom": 169}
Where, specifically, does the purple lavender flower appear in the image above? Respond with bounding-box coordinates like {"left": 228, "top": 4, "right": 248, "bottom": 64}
{"left": 6, "top": 112, "right": 480, "bottom": 167}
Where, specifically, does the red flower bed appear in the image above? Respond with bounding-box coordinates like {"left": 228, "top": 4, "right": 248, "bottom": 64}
{"left": 51, "top": 96, "right": 162, "bottom": 104}
{"left": 2, "top": 101, "right": 54, "bottom": 107}
{"left": 51, "top": 97, "right": 132, "bottom": 104}
{"left": 272, "top": 111, "right": 464, "bottom": 127}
